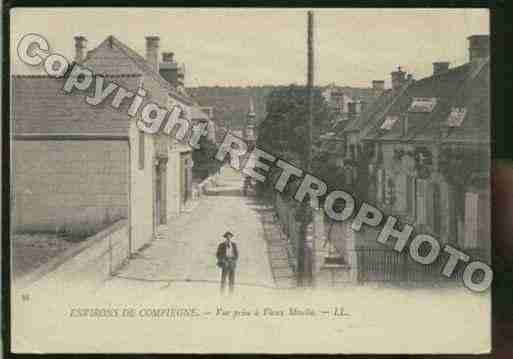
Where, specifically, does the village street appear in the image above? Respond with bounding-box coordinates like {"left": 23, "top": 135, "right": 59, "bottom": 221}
{"left": 13, "top": 166, "right": 489, "bottom": 353}
{"left": 110, "top": 165, "right": 276, "bottom": 291}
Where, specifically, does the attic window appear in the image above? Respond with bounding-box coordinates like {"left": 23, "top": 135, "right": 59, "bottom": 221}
{"left": 409, "top": 97, "right": 438, "bottom": 113}
{"left": 447, "top": 107, "right": 467, "bottom": 127}
{"left": 381, "top": 115, "right": 399, "bottom": 130}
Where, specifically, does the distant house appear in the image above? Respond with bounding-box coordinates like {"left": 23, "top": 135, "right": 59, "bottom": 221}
{"left": 340, "top": 71, "right": 411, "bottom": 167}
{"left": 313, "top": 35, "right": 490, "bottom": 285}
{"left": 364, "top": 36, "right": 491, "bottom": 256}
{"left": 321, "top": 82, "right": 383, "bottom": 131}
{"left": 13, "top": 35, "right": 209, "bottom": 254}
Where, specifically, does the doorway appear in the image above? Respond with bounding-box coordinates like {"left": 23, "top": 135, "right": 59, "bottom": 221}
{"left": 154, "top": 158, "right": 167, "bottom": 228}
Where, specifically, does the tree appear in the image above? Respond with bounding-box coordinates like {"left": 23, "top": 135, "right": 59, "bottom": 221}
{"left": 192, "top": 134, "right": 222, "bottom": 181}
{"left": 256, "top": 85, "right": 334, "bottom": 194}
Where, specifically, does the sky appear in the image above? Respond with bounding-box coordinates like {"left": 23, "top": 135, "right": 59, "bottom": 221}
{"left": 11, "top": 8, "right": 489, "bottom": 87}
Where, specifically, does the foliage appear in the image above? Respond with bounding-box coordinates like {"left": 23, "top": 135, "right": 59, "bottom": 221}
{"left": 192, "top": 135, "right": 222, "bottom": 181}
{"left": 439, "top": 146, "right": 490, "bottom": 218}
{"left": 256, "top": 85, "right": 335, "bottom": 196}
{"left": 439, "top": 147, "right": 490, "bottom": 188}
{"left": 257, "top": 85, "right": 333, "bottom": 164}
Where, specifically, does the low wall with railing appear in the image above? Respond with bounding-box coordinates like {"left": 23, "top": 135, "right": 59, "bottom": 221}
{"left": 271, "top": 197, "right": 488, "bottom": 286}
{"left": 15, "top": 220, "right": 129, "bottom": 290}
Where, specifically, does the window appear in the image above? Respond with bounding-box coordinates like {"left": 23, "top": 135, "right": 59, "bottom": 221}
{"left": 464, "top": 192, "right": 479, "bottom": 249}
{"left": 381, "top": 115, "right": 399, "bottom": 130}
{"left": 447, "top": 107, "right": 467, "bottom": 127}
{"left": 408, "top": 97, "right": 438, "bottom": 113}
{"left": 138, "top": 131, "right": 145, "bottom": 170}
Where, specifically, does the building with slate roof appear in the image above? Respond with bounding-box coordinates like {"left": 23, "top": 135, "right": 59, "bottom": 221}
{"left": 313, "top": 35, "right": 490, "bottom": 285}
{"left": 13, "top": 35, "right": 210, "bottom": 254}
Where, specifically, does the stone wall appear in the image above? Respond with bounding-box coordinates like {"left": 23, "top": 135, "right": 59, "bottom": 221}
{"left": 15, "top": 220, "right": 129, "bottom": 290}
{"left": 13, "top": 140, "right": 128, "bottom": 236}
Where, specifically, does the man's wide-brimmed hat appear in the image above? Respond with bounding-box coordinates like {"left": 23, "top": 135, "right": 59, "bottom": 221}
{"left": 223, "top": 231, "right": 234, "bottom": 238}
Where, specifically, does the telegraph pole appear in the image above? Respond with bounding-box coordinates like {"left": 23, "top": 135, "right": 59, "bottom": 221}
{"left": 307, "top": 10, "right": 314, "bottom": 170}
{"left": 297, "top": 11, "right": 314, "bottom": 287}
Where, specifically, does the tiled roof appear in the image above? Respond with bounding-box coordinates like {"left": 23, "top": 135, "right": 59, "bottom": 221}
{"left": 342, "top": 85, "right": 407, "bottom": 137}
{"left": 412, "top": 59, "right": 490, "bottom": 144}
{"left": 13, "top": 75, "right": 140, "bottom": 134}
{"left": 364, "top": 58, "right": 489, "bottom": 145}
{"left": 84, "top": 36, "right": 197, "bottom": 107}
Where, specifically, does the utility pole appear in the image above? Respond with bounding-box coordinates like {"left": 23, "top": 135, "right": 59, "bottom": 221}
{"left": 297, "top": 11, "right": 314, "bottom": 287}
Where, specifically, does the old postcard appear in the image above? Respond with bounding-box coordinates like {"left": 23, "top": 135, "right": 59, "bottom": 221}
{"left": 9, "top": 7, "right": 491, "bottom": 353}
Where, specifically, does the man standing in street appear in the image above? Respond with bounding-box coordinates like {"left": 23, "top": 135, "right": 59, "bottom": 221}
{"left": 216, "top": 231, "right": 238, "bottom": 294}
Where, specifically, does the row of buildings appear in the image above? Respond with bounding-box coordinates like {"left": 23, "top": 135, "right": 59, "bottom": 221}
{"left": 279, "top": 34, "right": 491, "bottom": 285}
{"left": 12, "top": 35, "right": 215, "bottom": 253}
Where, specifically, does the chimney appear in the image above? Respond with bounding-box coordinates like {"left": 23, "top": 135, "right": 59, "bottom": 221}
{"left": 391, "top": 66, "right": 406, "bottom": 91}
{"left": 372, "top": 80, "right": 385, "bottom": 91}
{"left": 145, "top": 36, "right": 160, "bottom": 71}
{"left": 468, "top": 35, "right": 489, "bottom": 62}
{"left": 162, "top": 52, "right": 174, "bottom": 63}
{"left": 159, "top": 51, "right": 185, "bottom": 89}
{"left": 433, "top": 61, "right": 450, "bottom": 75}
{"left": 74, "top": 36, "right": 87, "bottom": 64}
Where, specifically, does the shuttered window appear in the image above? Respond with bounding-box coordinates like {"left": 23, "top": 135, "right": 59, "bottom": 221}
{"left": 464, "top": 192, "right": 479, "bottom": 249}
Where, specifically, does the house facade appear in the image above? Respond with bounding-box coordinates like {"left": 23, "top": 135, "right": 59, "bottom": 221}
{"left": 321, "top": 83, "right": 383, "bottom": 132}
{"left": 13, "top": 35, "right": 209, "bottom": 254}
{"left": 362, "top": 35, "right": 491, "bottom": 265}
{"left": 312, "top": 35, "right": 490, "bottom": 285}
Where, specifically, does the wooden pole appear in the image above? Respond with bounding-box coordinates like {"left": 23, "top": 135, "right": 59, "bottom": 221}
{"left": 298, "top": 11, "right": 315, "bottom": 287}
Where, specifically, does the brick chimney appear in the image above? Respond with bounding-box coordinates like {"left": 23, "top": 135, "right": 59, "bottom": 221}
{"left": 145, "top": 36, "right": 160, "bottom": 71}
{"left": 372, "top": 80, "right": 385, "bottom": 91}
{"left": 162, "top": 52, "right": 174, "bottom": 63}
{"left": 391, "top": 66, "right": 406, "bottom": 91}
{"left": 160, "top": 51, "right": 185, "bottom": 89}
{"left": 74, "top": 36, "right": 87, "bottom": 64}
{"left": 468, "top": 35, "right": 489, "bottom": 62}
{"left": 433, "top": 61, "right": 450, "bottom": 75}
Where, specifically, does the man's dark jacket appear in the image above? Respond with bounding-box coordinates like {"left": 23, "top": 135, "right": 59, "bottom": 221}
{"left": 216, "top": 241, "right": 239, "bottom": 267}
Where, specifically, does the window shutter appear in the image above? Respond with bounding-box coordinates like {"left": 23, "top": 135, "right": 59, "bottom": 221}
{"left": 138, "top": 131, "right": 145, "bottom": 170}
{"left": 395, "top": 173, "right": 408, "bottom": 213}
{"left": 406, "top": 175, "right": 415, "bottom": 216}
{"left": 426, "top": 183, "right": 434, "bottom": 229}
{"left": 432, "top": 183, "right": 441, "bottom": 235}
{"left": 376, "top": 169, "right": 383, "bottom": 203}
{"left": 464, "top": 192, "right": 479, "bottom": 248}
{"left": 477, "top": 191, "right": 491, "bottom": 247}
{"left": 416, "top": 179, "right": 427, "bottom": 225}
